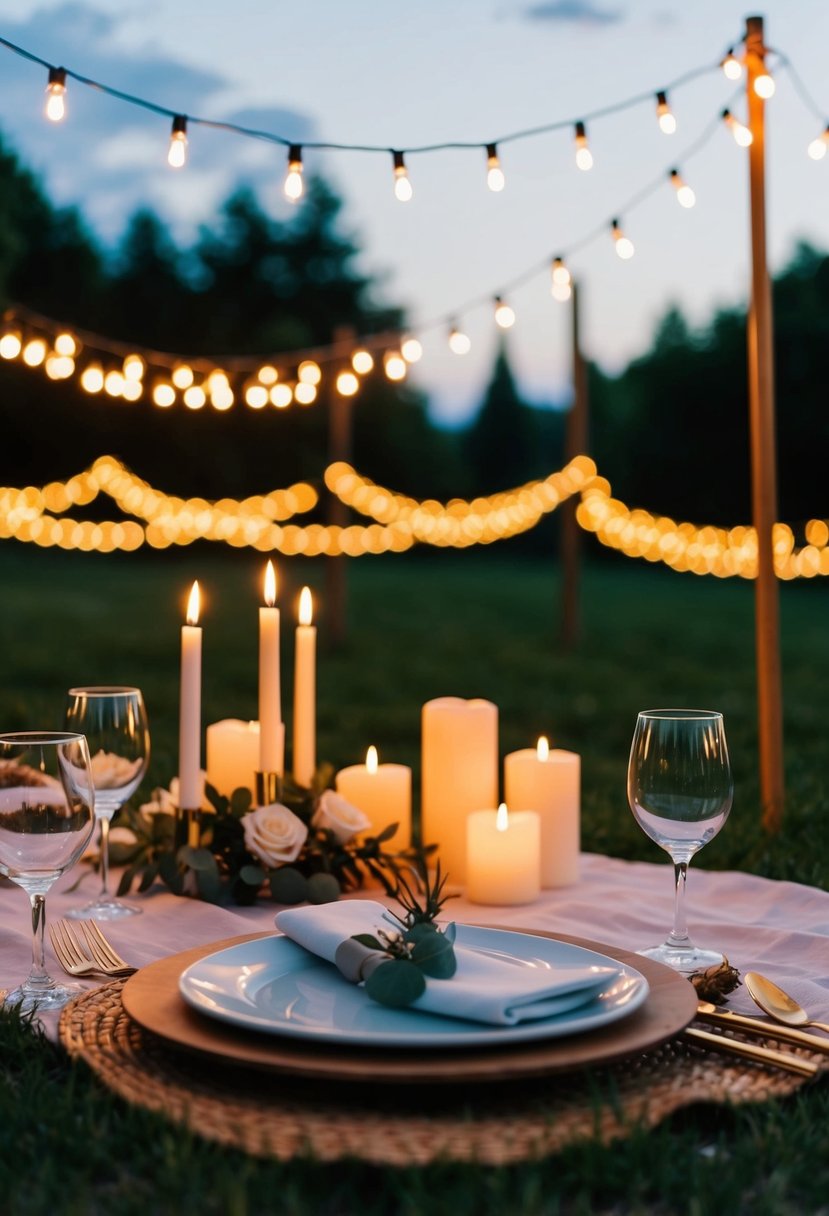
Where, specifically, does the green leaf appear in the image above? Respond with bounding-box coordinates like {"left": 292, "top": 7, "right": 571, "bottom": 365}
{"left": 365, "top": 960, "right": 426, "bottom": 1008}
{"left": 158, "top": 851, "right": 184, "bottom": 895}
{"left": 352, "top": 933, "right": 384, "bottom": 951}
{"left": 239, "top": 864, "right": 266, "bottom": 887}
{"left": 177, "top": 846, "right": 217, "bottom": 873}
{"left": 270, "top": 866, "right": 309, "bottom": 905}
{"left": 373, "top": 822, "right": 399, "bottom": 844}
{"left": 410, "top": 930, "right": 457, "bottom": 979}
{"left": 138, "top": 860, "right": 160, "bottom": 893}
{"left": 196, "top": 868, "right": 223, "bottom": 904}
{"left": 307, "top": 872, "right": 340, "bottom": 904}
{"left": 204, "top": 784, "right": 228, "bottom": 815}
{"left": 230, "top": 788, "right": 253, "bottom": 815}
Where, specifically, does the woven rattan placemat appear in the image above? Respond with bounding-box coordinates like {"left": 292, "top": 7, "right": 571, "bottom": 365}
{"left": 59, "top": 980, "right": 825, "bottom": 1166}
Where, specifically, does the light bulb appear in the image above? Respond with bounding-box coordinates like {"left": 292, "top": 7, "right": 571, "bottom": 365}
{"left": 392, "top": 151, "right": 412, "bottom": 201}
{"left": 494, "top": 296, "right": 515, "bottom": 329}
{"left": 383, "top": 351, "right": 407, "bottom": 381}
{"left": 104, "top": 370, "right": 125, "bottom": 396}
{"left": 448, "top": 325, "right": 471, "bottom": 355}
{"left": 656, "top": 91, "right": 676, "bottom": 135}
{"left": 352, "top": 349, "right": 374, "bottom": 374}
{"left": 295, "top": 381, "right": 317, "bottom": 404}
{"left": 401, "top": 336, "right": 423, "bottom": 363}
{"left": 270, "top": 383, "right": 293, "bottom": 408}
{"left": 81, "top": 364, "right": 104, "bottom": 393}
{"left": 285, "top": 144, "right": 304, "bottom": 201}
{"left": 152, "top": 382, "right": 175, "bottom": 407}
{"left": 168, "top": 115, "right": 188, "bottom": 168}
{"left": 171, "top": 363, "right": 194, "bottom": 389}
{"left": 211, "top": 383, "right": 234, "bottom": 410}
{"left": 550, "top": 256, "right": 572, "bottom": 302}
{"left": 297, "top": 360, "right": 321, "bottom": 385}
{"left": 574, "top": 121, "right": 593, "bottom": 171}
{"left": 54, "top": 332, "right": 77, "bottom": 356}
{"left": 808, "top": 126, "right": 829, "bottom": 160}
{"left": 183, "top": 384, "right": 206, "bottom": 409}
{"left": 122, "top": 353, "right": 144, "bottom": 381}
{"left": 754, "top": 71, "right": 775, "bottom": 99}
{"left": 669, "top": 169, "right": 696, "bottom": 208}
{"left": 0, "top": 332, "right": 22, "bottom": 359}
{"left": 722, "top": 109, "right": 753, "bottom": 147}
{"left": 721, "top": 48, "right": 743, "bottom": 81}
{"left": 336, "top": 370, "right": 359, "bottom": 396}
{"left": 122, "top": 379, "right": 142, "bottom": 401}
{"left": 245, "top": 383, "right": 269, "bottom": 409}
{"left": 258, "top": 364, "right": 278, "bottom": 385}
{"left": 45, "top": 67, "right": 67, "bottom": 122}
{"left": 22, "top": 339, "right": 46, "bottom": 367}
{"left": 485, "top": 142, "right": 505, "bottom": 191}
{"left": 611, "top": 220, "right": 635, "bottom": 260}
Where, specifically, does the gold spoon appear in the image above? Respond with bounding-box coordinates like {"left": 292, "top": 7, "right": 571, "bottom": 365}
{"left": 744, "top": 971, "right": 829, "bottom": 1034}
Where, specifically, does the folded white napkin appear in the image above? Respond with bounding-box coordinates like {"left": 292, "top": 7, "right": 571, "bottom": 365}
{"left": 275, "top": 899, "right": 620, "bottom": 1026}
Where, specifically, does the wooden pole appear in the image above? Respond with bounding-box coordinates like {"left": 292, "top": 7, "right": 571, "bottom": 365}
{"left": 745, "top": 15, "right": 784, "bottom": 830}
{"left": 560, "top": 281, "right": 589, "bottom": 648}
{"left": 325, "top": 328, "right": 355, "bottom": 648}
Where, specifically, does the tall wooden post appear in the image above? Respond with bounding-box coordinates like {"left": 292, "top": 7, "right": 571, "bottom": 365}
{"left": 325, "top": 328, "right": 355, "bottom": 648}
{"left": 745, "top": 15, "right": 784, "bottom": 830}
{"left": 560, "top": 281, "right": 589, "bottom": 648}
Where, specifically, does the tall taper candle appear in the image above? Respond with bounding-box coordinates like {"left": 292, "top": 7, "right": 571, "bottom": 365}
{"left": 259, "top": 560, "right": 284, "bottom": 776}
{"left": 179, "top": 580, "right": 203, "bottom": 810}
{"left": 293, "top": 586, "right": 316, "bottom": 787}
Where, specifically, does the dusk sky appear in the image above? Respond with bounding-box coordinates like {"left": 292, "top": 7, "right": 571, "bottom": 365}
{"left": 0, "top": 0, "right": 827, "bottom": 424}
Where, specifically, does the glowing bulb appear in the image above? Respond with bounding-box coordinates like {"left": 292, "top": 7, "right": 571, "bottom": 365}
{"left": 295, "top": 381, "right": 317, "bottom": 404}
{"left": 384, "top": 351, "right": 407, "bottom": 381}
{"left": 366, "top": 745, "right": 378, "bottom": 774}
{"left": 494, "top": 296, "right": 515, "bottom": 329}
{"left": 722, "top": 109, "right": 753, "bottom": 147}
{"left": 245, "top": 383, "right": 269, "bottom": 409}
{"left": 352, "top": 349, "right": 374, "bottom": 374}
{"left": 299, "top": 586, "right": 313, "bottom": 626}
{"left": 656, "top": 91, "right": 676, "bottom": 135}
{"left": 485, "top": 142, "right": 505, "bottom": 191}
{"left": 183, "top": 384, "right": 206, "bottom": 409}
{"left": 258, "top": 364, "right": 278, "bottom": 385}
{"left": 186, "top": 580, "right": 200, "bottom": 626}
{"left": 172, "top": 363, "right": 194, "bottom": 389}
{"left": 401, "top": 336, "right": 423, "bottom": 363}
{"left": 270, "top": 384, "right": 292, "bottom": 408}
{"left": 122, "top": 354, "right": 144, "bottom": 381}
{"left": 336, "top": 370, "right": 359, "bottom": 396}
{"left": 122, "top": 378, "right": 142, "bottom": 401}
{"left": 448, "top": 325, "right": 471, "bottom": 355}
{"left": 551, "top": 256, "right": 572, "bottom": 302}
{"left": 721, "top": 48, "right": 743, "bottom": 81}
{"left": 611, "top": 219, "right": 635, "bottom": 260}
{"left": 808, "top": 127, "right": 829, "bottom": 160}
{"left": 211, "top": 383, "right": 234, "bottom": 410}
{"left": 45, "top": 67, "right": 67, "bottom": 122}
{"left": 45, "top": 354, "right": 74, "bottom": 380}
{"left": 167, "top": 115, "right": 188, "bottom": 168}
{"left": 152, "top": 382, "right": 175, "bottom": 407}
{"left": 284, "top": 144, "right": 304, "bottom": 200}
{"left": 392, "top": 151, "right": 412, "bottom": 201}
{"left": 0, "top": 332, "right": 22, "bottom": 359}
{"left": 23, "top": 339, "right": 46, "bottom": 367}
{"left": 496, "top": 802, "right": 509, "bottom": 831}
{"left": 54, "top": 332, "right": 77, "bottom": 356}
{"left": 574, "top": 121, "right": 593, "bottom": 171}
{"left": 754, "top": 71, "right": 775, "bottom": 99}
{"left": 298, "top": 360, "right": 321, "bottom": 385}
{"left": 669, "top": 169, "right": 696, "bottom": 208}
{"left": 264, "top": 559, "right": 277, "bottom": 606}
{"left": 104, "top": 370, "right": 125, "bottom": 396}
{"left": 536, "top": 736, "right": 550, "bottom": 761}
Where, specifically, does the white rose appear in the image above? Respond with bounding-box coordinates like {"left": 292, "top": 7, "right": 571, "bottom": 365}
{"left": 89, "top": 749, "right": 144, "bottom": 790}
{"left": 312, "top": 790, "right": 371, "bottom": 844}
{"left": 242, "top": 803, "right": 308, "bottom": 867}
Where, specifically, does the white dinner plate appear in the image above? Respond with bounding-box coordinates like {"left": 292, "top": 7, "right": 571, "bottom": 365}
{"left": 179, "top": 925, "right": 649, "bottom": 1049}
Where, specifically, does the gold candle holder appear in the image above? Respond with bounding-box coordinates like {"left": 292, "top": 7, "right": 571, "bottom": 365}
{"left": 255, "top": 771, "right": 282, "bottom": 806}
{"left": 178, "top": 808, "right": 202, "bottom": 849}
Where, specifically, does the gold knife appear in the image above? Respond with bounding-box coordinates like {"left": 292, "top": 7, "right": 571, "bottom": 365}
{"left": 682, "top": 1026, "right": 819, "bottom": 1077}
{"left": 696, "top": 1002, "right": 829, "bottom": 1056}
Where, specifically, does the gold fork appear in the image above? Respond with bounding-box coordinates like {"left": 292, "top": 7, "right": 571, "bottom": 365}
{"left": 49, "top": 919, "right": 135, "bottom": 978}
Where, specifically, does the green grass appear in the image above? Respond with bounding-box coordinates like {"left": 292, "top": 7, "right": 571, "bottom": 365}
{"left": 0, "top": 545, "right": 827, "bottom": 1215}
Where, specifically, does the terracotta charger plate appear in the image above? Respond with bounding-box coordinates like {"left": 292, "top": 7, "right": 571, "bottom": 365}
{"left": 121, "top": 928, "right": 698, "bottom": 1085}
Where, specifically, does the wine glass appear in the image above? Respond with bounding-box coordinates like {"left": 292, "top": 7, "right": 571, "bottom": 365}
{"left": 0, "top": 731, "right": 96, "bottom": 1012}
{"left": 64, "top": 686, "right": 150, "bottom": 921}
{"left": 627, "top": 709, "right": 733, "bottom": 972}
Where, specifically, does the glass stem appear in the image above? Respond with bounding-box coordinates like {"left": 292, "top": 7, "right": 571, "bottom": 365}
{"left": 99, "top": 815, "right": 111, "bottom": 898}
{"left": 668, "top": 860, "right": 692, "bottom": 947}
{"left": 28, "top": 892, "right": 51, "bottom": 989}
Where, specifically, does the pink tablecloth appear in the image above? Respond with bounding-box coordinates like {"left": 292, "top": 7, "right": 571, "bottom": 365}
{"left": 2, "top": 852, "right": 827, "bottom": 1040}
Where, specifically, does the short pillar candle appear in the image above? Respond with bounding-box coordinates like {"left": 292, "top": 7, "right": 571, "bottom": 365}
{"left": 504, "top": 736, "right": 580, "bottom": 887}
{"left": 206, "top": 719, "right": 260, "bottom": 800}
{"left": 466, "top": 803, "right": 541, "bottom": 905}
{"left": 336, "top": 746, "right": 412, "bottom": 847}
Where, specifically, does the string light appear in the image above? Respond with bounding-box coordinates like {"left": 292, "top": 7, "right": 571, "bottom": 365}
{"left": 0, "top": 332, "right": 22, "bottom": 359}
{"left": 45, "top": 67, "right": 66, "bottom": 122}
{"left": 550, "top": 257, "right": 572, "bottom": 302}
{"left": 271, "top": 384, "right": 292, "bottom": 408}
{"left": 383, "top": 351, "right": 407, "bottom": 381}
{"left": 485, "top": 143, "right": 505, "bottom": 192}
{"left": 808, "top": 125, "right": 829, "bottom": 160}
{"left": 183, "top": 384, "right": 205, "bottom": 409}
{"left": 284, "top": 144, "right": 304, "bottom": 201}
{"left": 297, "top": 360, "right": 321, "bottom": 385}
{"left": 754, "top": 69, "right": 776, "bottom": 100}
{"left": 171, "top": 364, "right": 194, "bottom": 389}
{"left": 610, "top": 219, "right": 635, "bottom": 260}
{"left": 401, "top": 336, "right": 423, "bottom": 363}
{"left": 167, "top": 115, "right": 188, "bottom": 168}
{"left": 245, "top": 383, "right": 269, "bottom": 409}
{"left": 152, "top": 382, "right": 175, "bottom": 407}
{"left": 494, "top": 296, "right": 516, "bottom": 329}
{"left": 54, "top": 332, "right": 77, "bottom": 357}
{"left": 22, "top": 339, "right": 46, "bottom": 366}
{"left": 295, "top": 381, "right": 317, "bottom": 405}
{"left": 336, "top": 370, "right": 359, "bottom": 396}
{"left": 574, "top": 121, "right": 593, "bottom": 171}
{"left": 669, "top": 168, "right": 696, "bottom": 208}
{"left": 655, "top": 91, "right": 676, "bottom": 134}
{"left": 721, "top": 48, "right": 743, "bottom": 81}
{"left": 257, "top": 364, "right": 278, "bottom": 385}
{"left": 448, "top": 325, "right": 471, "bottom": 355}
{"left": 722, "top": 108, "right": 753, "bottom": 147}
{"left": 392, "top": 151, "right": 412, "bottom": 202}
{"left": 351, "top": 349, "right": 374, "bottom": 374}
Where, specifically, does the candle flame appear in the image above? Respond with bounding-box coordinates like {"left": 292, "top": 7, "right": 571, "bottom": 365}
{"left": 537, "top": 735, "right": 550, "bottom": 761}
{"left": 186, "top": 580, "right": 200, "bottom": 625}
{"left": 264, "top": 560, "right": 277, "bottom": 607}
{"left": 366, "top": 745, "right": 378, "bottom": 773}
{"left": 299, "top": 586, "right": 313, "bottom": 625}
{"left": 496, "top": 802, "right": 509, "bottom": 831}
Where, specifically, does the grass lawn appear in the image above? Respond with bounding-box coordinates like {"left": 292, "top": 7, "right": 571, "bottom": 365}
{"left": 0, "top": 543, "right": 827, "bottom": 1214}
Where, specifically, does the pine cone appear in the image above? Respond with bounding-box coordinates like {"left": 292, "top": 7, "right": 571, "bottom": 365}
{"left": 688, "top": 957, "right": 741, "bottom": 1004}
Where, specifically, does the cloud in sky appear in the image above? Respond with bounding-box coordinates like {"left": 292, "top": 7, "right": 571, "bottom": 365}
{"left": 0, "top": 3, "right": 315, "bottom": 243}
{"left": 522, "top": 0, "right": 624, "bottom": 25}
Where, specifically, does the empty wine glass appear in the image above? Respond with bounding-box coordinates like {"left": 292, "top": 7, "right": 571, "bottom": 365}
{"left": 0, "top": 731, "right": 96, "bottom": 1012}
{"left": 627, "top": 709, "right": 733, "bottom": 972}
{"left": 64, "top": 686, "right": 150, "bottom": 921}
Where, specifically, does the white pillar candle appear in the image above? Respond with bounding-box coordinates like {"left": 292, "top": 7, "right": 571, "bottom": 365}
{"left": 259, "top": 559, "right": 284, "bottom": 775}
{"left": 504, "top": 736, "right": 580, "bottom": 887}
{"left": 421, "top": 697, "right": 498, "bottom": 883}
{"left": 206, "top": 719, "right": 260, "bottom": 800}
{"left": 336, "top": 746, "right": 412, "bottom": 847}
{"left": 466, "top": 803, "right": 541, "bottom": 905}
{"left": 293, "top": 586, "right": 317, "bottom": 788}
{"left": 178, "top": 580, "right": 203, "bottom": 811}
